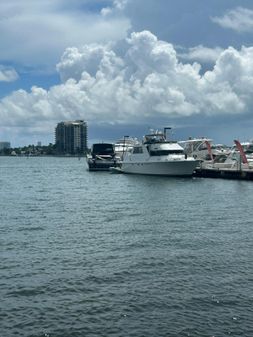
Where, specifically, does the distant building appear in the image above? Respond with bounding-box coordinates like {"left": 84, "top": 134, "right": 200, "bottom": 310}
{"left": 0, "top": 142, "right": 11, "bottom": 150}
{"left": 55, "top": 120, "right": 88, "bottom": 155}
{"left": 37, "top": 141, "right": 42, "bottom": 147}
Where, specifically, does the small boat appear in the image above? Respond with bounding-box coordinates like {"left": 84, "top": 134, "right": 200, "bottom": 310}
{"left": 201, "top": 140, "right": 253, "bottom": 171}
{"left": 178, "top": 137, "right": 230, "bottom": 161}
{"left": 230, "top": 140, "right": 253, "bottom": 164}
{"left": 193, "top": 139, "right": 253, "bottom": 180}
{"left": 120, "top": 128, "right": 198, "bottom": 176}
{"left": 86, "top": 143, "right": 118, "bottom": 171}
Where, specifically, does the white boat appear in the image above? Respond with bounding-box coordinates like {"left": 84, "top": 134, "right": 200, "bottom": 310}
{"left": 86, "top": 143, "right": 118, "bottom": 171}
{"left": 114, "top": 136, "right": 139, "bottom": 160}
{"left": 230, "top": 140, "right": 253, "bottom": 163}
{"left": 201, "top": 140, "right": 253, "bottom": 171}
{"left": 120, "top": 129, "right": 198, "bottom": 176}
{"left": 178, "top": 138, "right": 230, "bottom": 161}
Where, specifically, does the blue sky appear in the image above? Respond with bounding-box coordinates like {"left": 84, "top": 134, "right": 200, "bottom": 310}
{"left": 1, "top": 0, "right": 253, "bottom": 146}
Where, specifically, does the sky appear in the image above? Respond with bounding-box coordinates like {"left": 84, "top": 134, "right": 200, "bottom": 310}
{"left": 1, "top": 0, "right": 253, "bottom": 146}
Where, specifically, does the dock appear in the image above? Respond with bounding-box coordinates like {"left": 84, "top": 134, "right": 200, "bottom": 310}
{"left": 194, "top": 167, "right": 253, "bottom": 180}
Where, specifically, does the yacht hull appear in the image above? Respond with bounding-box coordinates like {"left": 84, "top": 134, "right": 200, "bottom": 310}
{"left": 121, "top": 160, "right": 197, "bottom": 176}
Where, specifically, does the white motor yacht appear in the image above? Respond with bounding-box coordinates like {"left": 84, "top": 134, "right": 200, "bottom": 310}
{"left": 120, "top": 129, "right": 198, "bottom": 176}
{"left": 114, "top": 136, "right": 139, "bottom": 160}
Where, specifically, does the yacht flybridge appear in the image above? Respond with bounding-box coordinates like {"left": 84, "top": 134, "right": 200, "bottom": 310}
{"left": 120, "top": 128, "right": 198, "bottom": 176}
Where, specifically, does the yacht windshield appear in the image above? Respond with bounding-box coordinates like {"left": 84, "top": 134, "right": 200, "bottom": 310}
{"left": 144, "top": 133, "right": 165, "bottom": 144}
{"left": 133, "top": 146, "right": 143, "bottom": 154}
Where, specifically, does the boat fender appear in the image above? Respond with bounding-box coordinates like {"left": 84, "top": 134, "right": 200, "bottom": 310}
{"left": 185, "top": 154, "right": 187, "bottom": 159}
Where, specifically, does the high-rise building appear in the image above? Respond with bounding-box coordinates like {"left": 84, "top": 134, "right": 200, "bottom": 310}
{"left": 55, "top": 120, "right": 88, "bottom": 155}
{"left": 0, "top": 142, "right": 11, "bottom": 150}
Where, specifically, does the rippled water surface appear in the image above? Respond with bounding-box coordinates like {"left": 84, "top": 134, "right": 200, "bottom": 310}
{"left": 1, "top": 157, "right": 253, "bottom": 337}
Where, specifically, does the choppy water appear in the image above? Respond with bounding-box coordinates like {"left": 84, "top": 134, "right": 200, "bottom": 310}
{"left": 1, "top": 156, "right": 253, "bottom": 337}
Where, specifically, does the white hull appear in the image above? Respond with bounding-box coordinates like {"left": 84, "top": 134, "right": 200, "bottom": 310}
{"left": 119, "top": 129, "right": 198, "bottom": 176}
{"left": 121, "top": 159, "right": 197, "bottom": 176}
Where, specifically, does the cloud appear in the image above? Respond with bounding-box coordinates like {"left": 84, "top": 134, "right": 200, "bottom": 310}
{"left": 1, "top": 30, "right": 253, "bottom": 144}
{"left": 0, "top": 66, "right": 19, "bottom": 82}
{"left": 178, "top": 45, "right": 224, "bottom": 63}
{"left": 0, "top": 0, "right": 130, "bottom": 68}
{"left": 101, "top": 0, "right": 128, "bottom": 16}
{"left": 56, "top": 44, "right": 125, "bottom": 82}
{"left": 212, "top": 7, "right": 253, "bottom": 33}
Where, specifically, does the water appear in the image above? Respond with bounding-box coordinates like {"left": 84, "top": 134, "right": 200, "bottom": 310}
{"left": 1, "top": 157, "right": 253, "bottom": 337}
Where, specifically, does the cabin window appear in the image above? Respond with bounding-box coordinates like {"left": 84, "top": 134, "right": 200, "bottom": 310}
{"left": 150, "top": 150, "right": 184, "bottom": 156}
{"left": 133, "top": 146, "right": 143, "bottom": 154}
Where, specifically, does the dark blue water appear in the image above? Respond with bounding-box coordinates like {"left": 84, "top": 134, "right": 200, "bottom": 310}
{"left": 1, "top": 157, "right": 253, "bottom": 337}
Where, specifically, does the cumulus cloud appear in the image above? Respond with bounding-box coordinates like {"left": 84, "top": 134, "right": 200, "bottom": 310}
{"left": 179, "top": 45, "right": 224, "bottom": 63}
{"left": 101, "top": 0, "right": 128, "bottom": 16}
{"left": 0, "top": 0, "right": 130, "bottom": 67}
{"left": 56, "top": 44, "right": 125, "bottom": 82}
{"left": 0, "top": 66, "right": 19, "bottom": 82}
{"left": 212, "top": 7, "right": 253, "bottom": 33}
{"left": 1, "top": 30, "right": 253, "bottom": 143}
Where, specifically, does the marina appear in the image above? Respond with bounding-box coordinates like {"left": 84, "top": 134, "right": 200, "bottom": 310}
{"left": 86, "top": 130, "right": 253, "bottom": 181}
{"left": 2, "top": 2, "right": 253, "bottom": 336}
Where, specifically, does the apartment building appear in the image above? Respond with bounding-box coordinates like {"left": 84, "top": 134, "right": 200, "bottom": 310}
{"left": 55, "top": 120, "right": 88, "bottom": 155}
